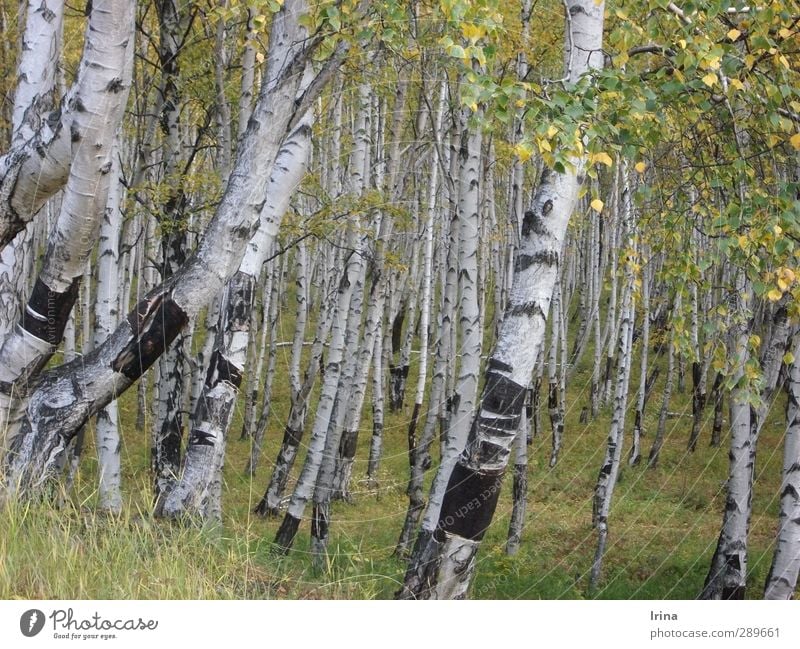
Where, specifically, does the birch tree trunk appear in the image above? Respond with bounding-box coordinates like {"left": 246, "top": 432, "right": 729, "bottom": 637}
{"left": 764, "top": 334, "right": 800, "bottom": 599}
{"left": 505, "top": 411, "right": 529, "bottom": 556}
{"left": 159, "top": 108, "right": 312, "bottom": 519}
{"left": 2, "top": 0, "right": 337, "bottom": 499}
{"left": 274, "top": 79, "right": 371, "bottom": 549}
{"left": 151, "top": 0, "right": 190, "bottom": 505}
{"left": 92, "top": 143, "right": 125, "bottom": 513}
{"left": 395, "top": 79, "right": 445, "bottom": 554}
{"left": 0, "top": 0, "right": 134, "bottom": 457}
{"left": 402, "top": 101, "right": 482, "bottom": 568}
{"left": 0, "top": 0, "right": 64, "bottom": 339}
{"left": 399, "top": 0, "right": 605, "bottom": 599}
{"left": 590, "top": 169, "right": 636, "bottom": 590}
{"left": 701, "top": 272, "right": 755, "bottom": 600}
{"left": 629, "top": 255, "right": 650, "bottom": 466}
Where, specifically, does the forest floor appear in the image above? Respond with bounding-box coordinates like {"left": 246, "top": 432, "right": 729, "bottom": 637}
{"left": 0, "top": 309, "right": 789, "bottom": 600}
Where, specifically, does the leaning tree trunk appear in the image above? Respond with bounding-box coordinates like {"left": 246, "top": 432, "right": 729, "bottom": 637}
{"left": 159, "top": 107, "right": 312, "bottom": 520}
{"left": 0, "top": 0, "right": 134, "bottom": 458}
{"left": 398, "top": 0, "right": 605, "bottom": 600}
{"left": 2, "top": 0, "right": 336, "bottom": 501}
{"left": 92, "top": 143, "right": 126, "bottom": 513}
{"left": 764, "top": 333, "right": 800, "bottom": 599}
{"left": 402, "top": 102, "right": 483, "bottom": 570}
{"left": 505, "top": 410, "right": 529, "bottom": 556}
{"left": 589, "top": 168, "right": 636, "bottom": 591}
{"left": 274, "top": 79, "right": 371, "bottom": 549}
{"left": 701, "top": 273, "right": 755, "bottom": 600}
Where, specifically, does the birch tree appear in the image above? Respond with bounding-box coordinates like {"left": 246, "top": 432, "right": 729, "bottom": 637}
{"left": 399, "top": 0, "right": 605, "bottom": 599}
{"left": 2, "top": 0, "right": 346, "bottom": 499}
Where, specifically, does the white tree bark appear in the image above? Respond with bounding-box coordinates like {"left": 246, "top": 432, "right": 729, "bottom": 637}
{"left": 159, "top": 107, "right": 312, "bottom": 519}
{"left": 701, "top": 271, "right": 754, "bottom": 600}
{"left": 92, "top": 143, "right": 125, "bottom": 512}
{"left": 1, "top": 0, "right": 338, "bottom": 499}
{"left": 0, "top": 0, "right": 134, "bottom": 457}
{"left": 764, "top": 334, "right": 800, "bottom": 599}
{"left": 0, "top": 0, "right": 64, "bottom": 339}
{"left": 400, "top": 0, "right": 605, "bottom": 599}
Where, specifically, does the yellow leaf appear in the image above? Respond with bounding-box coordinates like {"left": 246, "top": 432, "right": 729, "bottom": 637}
{"left": 790, "top": 133, "right": 800, "bottom": 150}
{"left": 778, "top": 54, "right": 790, "bottom": 70}
{"left": 779, "top": 27, "right": 792, "bottom": 39}
{"left": 729, "top": 78, "right": 744, "bottom": 91}
{"left": 514, "top": 142, "right": 533, "bottom": 163}
{"left": 767, "top": 288, "right": 783, "bottom": 302}
{"left": 634, "top": 161, "right": 646, "bottom": 173}
{"left": 737, "top": 234, "right": 748, "bottom": 249}
{"left": 778, "top": 278, "right": 789, "bottom": 291}
{"left": 727, "top": 28, "right": 741, "bottom": 41}
{"left": 591, "top": 151, "right": 613, "bottom": 167}
{"left": 784, "top": 351, "right": 795, "bottom": 366}
{"left": 702, "top": 73, "right": 718, "bottom": 87}
{"left": 461, "top": 23, "right": 484, "bottom": 42}
{"left": 590, "top": 198, "right": 604, "bottom": 213}
{"left": 678, "top": 39, "right": 687, "bottom": 49}
{"left": 537, "top": 138, "right": 552, "bottom": 153}
{"left": 546, "top": 124, "right": 558, "bottom": 138}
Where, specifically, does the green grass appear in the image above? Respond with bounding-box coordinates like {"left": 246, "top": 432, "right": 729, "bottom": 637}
{"left": 0, "top": 296, "right": 790, "bottom": 599}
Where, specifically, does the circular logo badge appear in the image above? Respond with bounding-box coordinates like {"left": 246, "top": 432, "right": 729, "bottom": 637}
{"left": 20, "top": 609, "right": 45, "bottom": 637}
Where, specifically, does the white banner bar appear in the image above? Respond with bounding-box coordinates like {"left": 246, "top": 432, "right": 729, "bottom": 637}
{"left": 1, "top": 600, "right": 797, "bottom": 648}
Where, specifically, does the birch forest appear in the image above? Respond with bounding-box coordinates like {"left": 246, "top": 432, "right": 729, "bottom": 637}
{"left": 0, "top": 0, "right": 799, "bottom": 601}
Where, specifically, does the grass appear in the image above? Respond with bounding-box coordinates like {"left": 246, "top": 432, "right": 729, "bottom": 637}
{"left": 0, "top": 294, "right": 791, "bottom": 599}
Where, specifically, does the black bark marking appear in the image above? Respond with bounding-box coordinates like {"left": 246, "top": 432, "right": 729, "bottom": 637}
{"left": 488, "top": 358, "right": 513, "bottom": 373}
{"left": 189, "top": 429, "right": 215, "bottom": 447}
{"left": 105, "top": 77, "right": 124, "bottom": 93}
{"left": 521, "top": 210, "right": 547, "bottom": 237}
{"left": 505, "top": 300, "right": 546, "bottom": 319}
{"left": 282, "top": 425, "right": 302, "bottom": 447}
{"left": 40, "top": 1, "right": 57, "bottom": 22}
{"left": 206, "top": 349, "right": 244, "bottom": 389}
{"left": 436, "top": 462, "right": 504, "bottom": 542}
{"left": 112, "top": 294, "right": 188, "bottom": 379}
{"left": 274, "top": 513, "right": 301, "bottom": 552}
{"left": 514, "top": 250, "right": 559, "bottom": 272}
{"left": 70, "top": 96, "right": 86, "bottom": 113}
{"left": 22, "top": 277, "right": 80, "bottom": 345}
{"left": 781, "top": 483, "right": 800, "bottom": 501}
{"left": 542, "top": 199, "right": 553, "bottom": 215}
{"left": 339, "top": 429, "right": 358, "bottom": 459}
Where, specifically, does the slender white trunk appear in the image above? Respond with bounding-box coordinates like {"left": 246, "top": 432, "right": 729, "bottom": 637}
{"left": 701, "top": 272, "right": 754, "bottom": 600}
{"left": 764, "top": 334, "right": 800, "bottom": 599}
{"left": 0, "top": 0, "right": 134, "bottom": 454}
{"left": 160, "top": 107, "right": 312, "bottom": 519}
{"left": 92, "top": 143, "right": 125, "bottom": 512}
{"left": 505, "top": 411, "right": 529, "bottom": 555}
{"left": 2, "top": 0, "right": 332, "bottom": 499}
{"left": 400, "top": 0, "right": 605, "bottom": 599}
